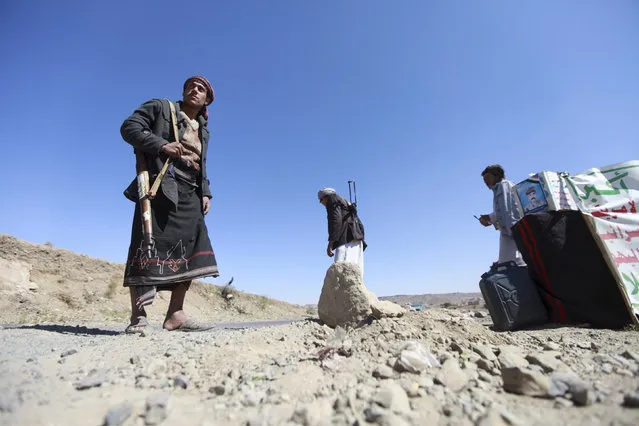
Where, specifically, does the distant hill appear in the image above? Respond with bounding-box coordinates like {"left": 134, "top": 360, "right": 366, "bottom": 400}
{"left": 379, "top": 292, "right": 483, "bottom": 307}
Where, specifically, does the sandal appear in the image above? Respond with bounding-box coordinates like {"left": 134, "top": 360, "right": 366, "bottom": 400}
{"left": 172, "top": 318, "right": 215, "bottom": 332}
{"left": 125, "top": 316, "right": 149, "bottom": 334}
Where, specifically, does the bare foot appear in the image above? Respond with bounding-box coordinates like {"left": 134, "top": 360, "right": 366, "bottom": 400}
{"left": 163, "top": 310, "right": 189, "bottom": 331}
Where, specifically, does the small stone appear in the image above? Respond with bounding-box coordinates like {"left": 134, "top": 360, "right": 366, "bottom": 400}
{"left": 501, "top": 367, "right": 551, "bottom": 397}
{"left": 623, "top": 392, "right": 639, "bottom": 408}
{"left": 527, "top": 364, "right": 545, "bottom": 374}
{"left": 75, "top": 376, "right": 105, "bottom": 390}
{"left": 104, "top": 402, "right": 132, "bottom": 426}
{"left": 450, "top": 341, "right": 465, "bottom": 353}
{"left": 364, "top": 403, "right": 388, "bottom": 422}
{"left": 549, "top": 372, "right": 594, "bottom": 406}
{"left": 146, "top": 359, "right": 167, "bottom": 376}
{"left": 418, "top": 376, "right": 434, "bottom": 388}
{"left": 373, "top": 365, "right": 394, "bottom": 379}
{"left": 243, "top": 391, "right": 262, "bottom": 407}
{"left": 543, "top": 342, "right": 561, "bottom": 351}
{"left": 472, "top": 344, "right": 497, "bottom": 362}
{"left": 394, "top": 341, "right": 440, "bottom": 373}
{"left": 474, "top": 311, "right": 487, "bottom": 318}
{"left": 435, "top": 358, "right": 469, "bottom": 392}
{"left": 612, "top": 355, "right": 633, "bottom": 368}
{"left": 478, "top": 370, "right": 493, "bottom": 383}
{"left": 61, "top": 349, "right": 78, "bottom": 358}
{"left": 409, "top": 396, "right": 441, "bottom": 423}
{"left": 130, "top": 356, "right": 141, "bottom": 365}
{"left": 164, "top": 348, "right": 178, "bottom": 358}
{"left": 145, "top": 392, "right": 171, "bottom": 425}
{"left": 621, "top": 350, "right": 639, "bottom": 363}
{"left": 290, "top": 401, "right": 328, "bottom": 425}
{"left": 333, "top": 395, "right": 349, "bottom": 413}
{"left": 173, "top": 375, "right": 188, "bottom": 389}
{"left": 526, "top": 353, "right": 566, "bottom": 373}
{"left": 575, "top": 341, "right": 592, "bottom": 350}
{"left": 497, "top": 351, "right": 528, "bottom": 370}
{"left": 553, "top": 397, "right": 573, "bottom": 409}
{"left": 209, "top": 385, "right": 226, "bottom": 395}
{"left": 476, "top": 406, "right": 524, "bottom": 426}
{"left": 601, "top": 364, "right": 613, "bottom": 374}
{"left": 371, "top": 382, "right": 412, "bottom": 414}
{"left": 593, "top": 353, "right": 621, "bottom": 366}
{"left": 136, "top": 378, "right": 171, "bottom": 389}
{"left": 399, "top": 379, "right": 421, "bottom": 397}
{"left": 476, "top": 358, "right": 493, "bottom": 372}
{"left": 272, "top": 356, "right": 287, "bottom": 367}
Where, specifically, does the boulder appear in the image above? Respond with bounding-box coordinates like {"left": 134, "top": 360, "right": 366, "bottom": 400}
{"left": 318, "top": 262, "right": 373, "bottom": 328}
{"left": 318, "top": 262, "right": 405, "bottom": 328}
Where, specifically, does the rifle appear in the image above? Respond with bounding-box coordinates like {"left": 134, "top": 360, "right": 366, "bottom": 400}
{"left": 135, "top": 151, "right": 154, "bottom": 259}
{"left": 134, "top": 100, "right": 180, "bottom": 258}
{"left": 347, "top": 180, "right": 357, "bottom": 207}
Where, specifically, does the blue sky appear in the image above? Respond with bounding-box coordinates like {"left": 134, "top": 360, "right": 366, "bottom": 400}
{"left": 1, "top": 1, "right": 637, "bottom": 305}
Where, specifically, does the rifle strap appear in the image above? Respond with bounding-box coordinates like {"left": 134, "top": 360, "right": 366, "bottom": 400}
{"left": 148, "top": 100, "right": 178, "bottom": 198}
{"left": 168, "top": 100, "right": 180, "bottom": 143}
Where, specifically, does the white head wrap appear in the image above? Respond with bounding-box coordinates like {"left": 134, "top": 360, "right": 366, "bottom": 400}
{"left": 317, "top": 187, "right": 336, "bottom": 200}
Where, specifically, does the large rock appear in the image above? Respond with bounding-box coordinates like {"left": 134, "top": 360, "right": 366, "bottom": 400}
{"left": 318, "top": 262, "right": 372, "bottom": 327}
{"left": 0, "top": 258, "right": 38, "bottom": 293}
{"left": 318, "top": 262, "right": 405, "bottom": 328}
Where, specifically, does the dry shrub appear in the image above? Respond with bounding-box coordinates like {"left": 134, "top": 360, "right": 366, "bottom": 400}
{"left": 257, "top": 295, "right": 270, "bottom": 310}
{"left": 106, "top": 276, "right": 121, "bottom": 299}
{"left": 55, "top": 292, "right": 81, "bottom": 309}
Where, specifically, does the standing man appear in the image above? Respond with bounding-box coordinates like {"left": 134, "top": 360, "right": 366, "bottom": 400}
{"left": 478, "top": 165, "right": 525, "bottom": 266}
{"left": 120, "top": 76, "right": 219, "bottom": 333}
{"left": 318, "top": 188, "right": 367, "bottom": 277}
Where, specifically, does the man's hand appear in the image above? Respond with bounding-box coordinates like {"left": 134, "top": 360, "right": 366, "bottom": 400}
{"left": 326, "top": 242, "right": 334, "bottom": 257}
{"left": 202, "top": 197, "right": 211, "bottom": 215}
{"left": 161, "top": 142, "right": 183, "bottom": 159}
{"left": 479, "top": 214, "right": 492, "bottom": 227}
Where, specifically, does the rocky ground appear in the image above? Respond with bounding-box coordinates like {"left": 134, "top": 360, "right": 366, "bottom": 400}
{"left": 1, "top": 235, "right": 639, "bottom": 425}
{"left": 1, "top": 309, "right": 639, "bottom": 426}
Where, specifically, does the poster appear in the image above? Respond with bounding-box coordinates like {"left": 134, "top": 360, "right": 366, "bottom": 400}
{"left": 514, "top": 177, "right": 549, "bottom": 214}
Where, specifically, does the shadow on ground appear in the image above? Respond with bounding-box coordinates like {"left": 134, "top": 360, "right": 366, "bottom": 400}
{"left": 3, "top": 324, "right": 121, "bottom": 336}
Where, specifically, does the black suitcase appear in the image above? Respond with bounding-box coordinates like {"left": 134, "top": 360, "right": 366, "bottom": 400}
{"left": 479, "top": 261, "right": 548, "bottom": 331}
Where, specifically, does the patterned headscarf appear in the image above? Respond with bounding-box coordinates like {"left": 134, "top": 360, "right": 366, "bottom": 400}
{"left": 183, "top": 76, "right": 215, "bottom": 105}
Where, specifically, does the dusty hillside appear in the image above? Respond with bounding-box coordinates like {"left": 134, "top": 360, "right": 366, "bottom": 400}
{"left": 0, "top": 234, "right": 310, "bottom": 326}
